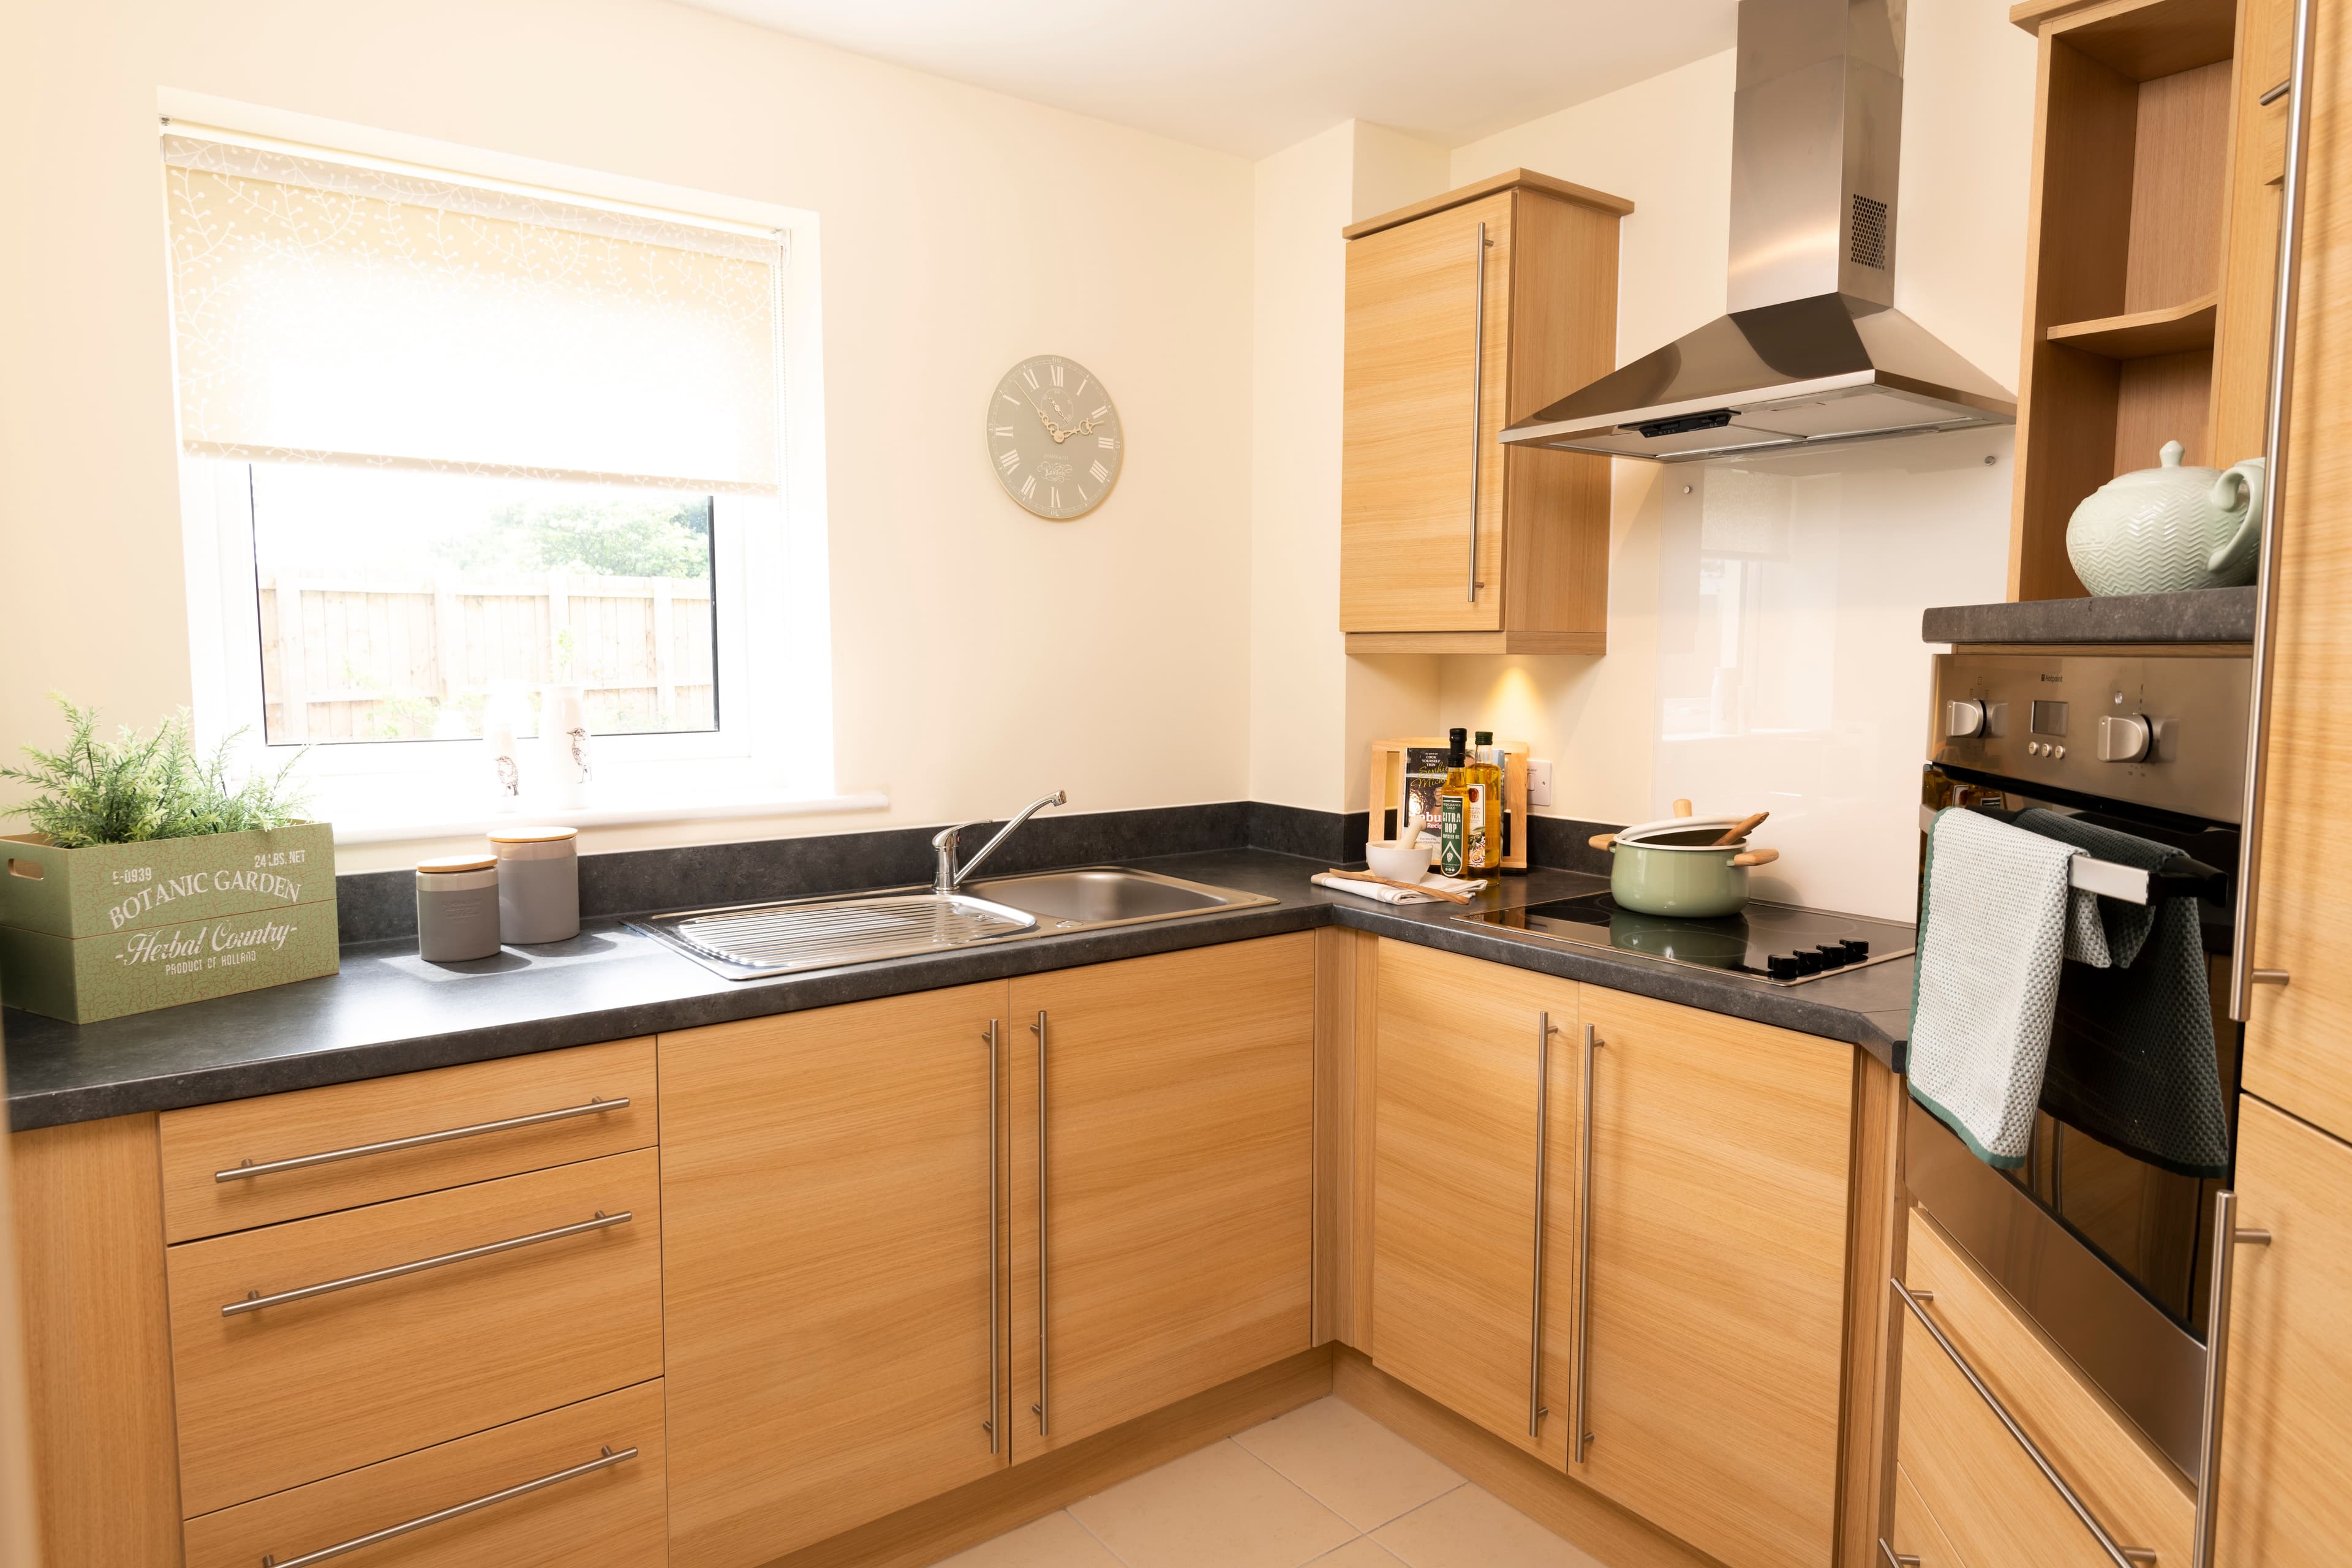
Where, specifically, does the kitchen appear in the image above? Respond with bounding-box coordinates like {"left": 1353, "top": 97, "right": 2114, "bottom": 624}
{"left": 1, "top": 0, "right": 2344, "bottom": 1564}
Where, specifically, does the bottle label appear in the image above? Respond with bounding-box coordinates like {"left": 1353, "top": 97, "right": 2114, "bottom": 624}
{"left": 1440, "top": 796, "right": 1464, "bottom": 877}
{"left": 1466, "top": 784, "right": 1487, "bottom": 869}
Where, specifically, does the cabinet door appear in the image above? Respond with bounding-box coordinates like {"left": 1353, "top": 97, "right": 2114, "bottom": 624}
{"left": 1341, "top": 191, "right": 1512, "bottom": 633}
{"left": 1010, "top": 935, "right": 1314, "bottom": 1456}
{"left": 2244, "top": 0, "right": 2352, "bottom": 1144}
{"left": 1371, "top": 940, "right": 1577, "bottom": 1464}
{"left": 2215, "top": 1094, "right": 2352, "bottom": 1562}
{"left": 661, "top": 983, "right": 1009, "bottom": 1568}
{"left": 1574, "top": 988, "right": 1853, "bottom": 1568}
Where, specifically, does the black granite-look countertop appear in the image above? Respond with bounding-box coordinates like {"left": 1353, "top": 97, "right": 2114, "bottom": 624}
{"left": 3, "top": 849, "right": 1911, "bottom": 1131}
{"left": 1923, "top": 586, "right": 2256, "bottom": 646}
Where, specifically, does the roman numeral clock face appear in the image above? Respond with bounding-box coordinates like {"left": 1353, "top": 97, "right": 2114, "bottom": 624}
{"left": 987, "top": 354, "right": 1123, "bottom": 520}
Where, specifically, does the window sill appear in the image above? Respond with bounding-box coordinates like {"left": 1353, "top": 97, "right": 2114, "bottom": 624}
{"left": 328, "top": 790, "right": 891, "bottom": 846}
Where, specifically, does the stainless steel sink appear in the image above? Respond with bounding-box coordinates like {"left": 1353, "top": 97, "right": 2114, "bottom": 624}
{"left": 968, "top": 867, "right": 1267, "bottom": 927}
{"left": 631, "top": 866, "right": 1276, "bottom": 980}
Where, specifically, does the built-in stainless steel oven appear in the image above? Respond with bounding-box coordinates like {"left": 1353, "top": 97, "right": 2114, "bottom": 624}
{"left": 1917, "top": 649, "right": 2250, "bottom": 1480}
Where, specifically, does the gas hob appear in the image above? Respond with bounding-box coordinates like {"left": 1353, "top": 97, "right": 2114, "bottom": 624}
{"left": 1458, "top": 892, "right": 1916, "bottom": 986}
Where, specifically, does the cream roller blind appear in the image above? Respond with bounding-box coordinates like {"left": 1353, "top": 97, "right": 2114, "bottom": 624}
{"left": 161, "top": 131, "right": 785, "bottom": 492}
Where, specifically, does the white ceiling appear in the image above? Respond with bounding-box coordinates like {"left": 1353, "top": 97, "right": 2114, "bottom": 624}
{"left": 673, "top": 0, "right": 1739, "bottom": 159}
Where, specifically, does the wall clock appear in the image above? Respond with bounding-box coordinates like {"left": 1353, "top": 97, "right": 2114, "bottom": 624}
{"left": 986, "top": 353, "right": 1123, "bottom": 520}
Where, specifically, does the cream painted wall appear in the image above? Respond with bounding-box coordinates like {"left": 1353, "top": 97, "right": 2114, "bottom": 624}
{"left": 1248, "top": 123, "right": 1354, "bottom": 811}
{"left": 0, "top": 0, "right": 1255, "bottom": 870}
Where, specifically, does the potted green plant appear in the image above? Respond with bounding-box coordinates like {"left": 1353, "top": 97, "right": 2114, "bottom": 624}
{"left": 0, "top": 698, "right": 337, "bottom": 1023}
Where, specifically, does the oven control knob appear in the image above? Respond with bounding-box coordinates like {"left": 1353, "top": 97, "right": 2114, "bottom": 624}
{"left": 2099, "top": 712, "right": 2153, "bottom": 763}
{"left": 1842, "top": 938, "right": 1870, "bottom": 962}
{"left": 1944, "top": 698, "right": 1987, "bottom": 739}
{"left": 1766, "top": 954, "right": 1801, "bottom": 981}
{"left": 1814, "top": 944, "right": 1849, "bottom": 968}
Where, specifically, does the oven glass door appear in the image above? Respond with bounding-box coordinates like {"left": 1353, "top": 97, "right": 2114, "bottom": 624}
{"left": 1921, "top": 763, "right": 2244, "bottom": 1337}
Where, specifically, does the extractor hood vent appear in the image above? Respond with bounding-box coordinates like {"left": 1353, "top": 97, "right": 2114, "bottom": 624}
{"left": 1501, "top": 0, "right": 2016, "bottom": 464}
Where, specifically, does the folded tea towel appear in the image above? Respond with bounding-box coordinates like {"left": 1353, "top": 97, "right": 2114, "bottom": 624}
{"left": 1908, "top": 809, "right": 2081, "bottom": 1170}
{"left": 2014, "top": 810, "right": 2230, "bottom": 1178}
{"left": 1310, "top": 872, "right": 1488, "bottom": 905}
{"left": 2017, "top": 808, "right": 2162, "bottom": 968}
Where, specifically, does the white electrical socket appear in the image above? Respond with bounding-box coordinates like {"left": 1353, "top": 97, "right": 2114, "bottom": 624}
{"left": 1527, "top": 758, "right": 1554, "bottom": 807}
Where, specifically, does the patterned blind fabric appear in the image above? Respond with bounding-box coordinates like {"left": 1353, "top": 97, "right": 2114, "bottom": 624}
{"left": 161, "top": 132, "right": 785, "bottom": 492}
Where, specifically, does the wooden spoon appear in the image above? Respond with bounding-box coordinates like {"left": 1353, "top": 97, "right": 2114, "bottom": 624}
{"left": 1324, "top": 868, "right": 1476, "bottom": 905}
{"left": 1710, "top": 810, "right": 1771, "bottom": 847}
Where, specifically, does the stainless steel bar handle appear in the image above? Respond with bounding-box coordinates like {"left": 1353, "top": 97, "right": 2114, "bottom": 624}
{"left": 2231, "top": 0, "right": 2320, "bottom": 1022}
{"left": 1893, "top": 1280, "right": 2158, "bottom": 1567}
{"left": 258, "top": 1444, "right": 636, "bottom": 1567}
{"left": 216, "top": 1097, "right": 629, "bottom": 1183}
{"left": 1031, "top": 1009, "right": 1050, "bottom": 1437}
{"left": 1528, "top": 1011, "right": 1555, "bottom": 1439}
{"left": 985, "top": 1019, "right": 1001, "bottom": 1454}
{"left": 2193, "top": 1189, "right": 2275, "bottom": 1568}
{"left": 1571, "top": 1023, "right": 1600, "bottom": 1465}
{"left": 1466, "top": 219, "right": 1490, "bottom": 603}
{"left": 222, "top": 1210, "right": 631, "bottom": 1317}
{"left": 1877, "top": 1547, "right": 1921, "bottom": 1568}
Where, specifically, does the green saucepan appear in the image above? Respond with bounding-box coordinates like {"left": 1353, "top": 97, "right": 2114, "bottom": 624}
{"left": 1588, "top": 801, "right": 1781, "bottom": 919}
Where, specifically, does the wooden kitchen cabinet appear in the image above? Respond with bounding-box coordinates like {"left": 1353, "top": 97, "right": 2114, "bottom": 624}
{"left": 165, "top": 1145, "right": 663, "bottom": 1517}
{"left": 2243, "top": 0, "right": 2352, "bottom": 1147}
{"left": 1009, "top": 935, "right": 1315, "bottom": 1457}
{"left": 1340, "top": 169, "right": 1628, "bottom": 652}
{"left": 2214, "top": 1093, "right": 2352, "bottom": 1561}
{"left": 660, "top": 982, "right": 1009, "bottom": 1568}
{"left": 1370, "top": 940, "right": 1577, "bottom": 1464}
{"left": 1895, "top": 1213, "right": 2192, "bottom": 1567}
{"left": 1572, "top": 986, "right": 1853, "bottom": 1568}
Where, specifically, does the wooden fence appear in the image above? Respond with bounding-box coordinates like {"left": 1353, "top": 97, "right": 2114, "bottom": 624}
{"left": 258, "top": 570, "right": 715, "bottom": 742}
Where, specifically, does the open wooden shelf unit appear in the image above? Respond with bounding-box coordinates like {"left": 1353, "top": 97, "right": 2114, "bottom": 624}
{"left": 2007, "top": 0, "right": 2294, "bottom": 600}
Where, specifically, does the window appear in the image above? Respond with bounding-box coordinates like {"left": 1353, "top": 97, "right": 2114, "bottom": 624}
{"left": 165, "top": 119, "right": 843, "bottom": 832}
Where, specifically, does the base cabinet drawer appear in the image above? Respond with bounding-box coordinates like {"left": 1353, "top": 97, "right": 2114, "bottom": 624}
{"left": 1891, "top": 1463, "right": 1970, "bottom": 1567}
{"left": 167, "top": 1146, "right": 663, "bottom": 1515}
{"left": 158, "top": 1037, "right": 658, "bottom": 1242}
{"left": 1896, "top": 1215, "right": 2191, "bottom": 1567}
{"left": 182, "top": 1379, "right": 667, "bottom": 1567}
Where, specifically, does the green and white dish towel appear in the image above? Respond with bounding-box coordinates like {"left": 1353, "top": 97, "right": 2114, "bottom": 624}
{"left": 1908, "top": 808, "right": 2082, "bottom": 1170}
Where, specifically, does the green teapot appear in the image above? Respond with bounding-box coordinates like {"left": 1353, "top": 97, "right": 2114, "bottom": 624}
{"left": 2065, "top": 440, "right": 2264, "bottom": 596}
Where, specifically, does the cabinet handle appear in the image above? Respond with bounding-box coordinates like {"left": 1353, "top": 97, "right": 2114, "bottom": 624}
{"left": 258, "top": 1443, "right": 636, "bottom": 1567}
{"left": 1877, "top": 1546, "right": 1921, "bottom": 1568}
{"left": 1572, "top": 1023, "right": 1601, "bottom": 1464}
{"left": 2231, "top": 0, "right": 2319, "bottom": 1023}
{"left": 985, "top": 1020, "right": 1001, "bottom": 1455}
{"left": 221, "top": 1210, "right": 631, "bottom": 1317}
{"left": 1892, "top": 1280, "right": 2157, "bottom": 1567}
{"left": 2193, "top": 1189, "right": 2274, "bottom": 1567}
{"left": 1528, "top": 1011, "right": 1556, "bottom": 1439}
{"left": 1031, "top": 1009, "right": 1050, "bottom": 1438}
{"left": 1466, "top": 219, "right": 1491, "bottom": 603}
{"left": 215, "top": 1096, "right": 629, "bottom": 1183}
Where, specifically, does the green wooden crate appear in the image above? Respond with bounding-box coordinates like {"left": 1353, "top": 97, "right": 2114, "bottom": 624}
{"left": 0, "top": 823, "right": 339, "bottom": 1023}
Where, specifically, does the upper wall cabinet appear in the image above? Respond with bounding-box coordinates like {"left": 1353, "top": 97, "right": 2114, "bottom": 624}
{"left": 1341, "top": 170, "right": 1630, "bottom": 653}
{"left": 2008, "top": 0, "right": 2290, "bottom": 598}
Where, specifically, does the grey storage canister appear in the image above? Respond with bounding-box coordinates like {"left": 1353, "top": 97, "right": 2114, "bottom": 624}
{"left": 415, "top": 854, "right": 502, "bottom": 962}
{"left": 491, "top": 825, "right": 581, "bottom": 944}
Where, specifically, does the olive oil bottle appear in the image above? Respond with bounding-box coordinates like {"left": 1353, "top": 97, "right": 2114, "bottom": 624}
{"left": 1467, "top": 730, "right": 1504, "bottom": 872}
{"left": 1437, "top": 728, "right": 1470, "bottom": 876}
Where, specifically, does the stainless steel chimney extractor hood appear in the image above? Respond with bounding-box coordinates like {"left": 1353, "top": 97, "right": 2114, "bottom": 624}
{"left": 1499, "top": 0, "right": 2016, "bottom": 463}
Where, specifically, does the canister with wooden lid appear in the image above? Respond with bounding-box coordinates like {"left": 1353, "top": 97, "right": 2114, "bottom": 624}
{"left": 489, "top": 825, "right": 581, "bottom": 944}
{"left": 415, "top": 854, "right": 502, "bottom": 962}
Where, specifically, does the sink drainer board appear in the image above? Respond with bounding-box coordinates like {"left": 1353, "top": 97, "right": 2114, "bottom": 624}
{"left": 660, "top": 893, "right": 1036, "bottom": 978}
{"left": 629, "top": 866, "right": 1281, "bottom": 982}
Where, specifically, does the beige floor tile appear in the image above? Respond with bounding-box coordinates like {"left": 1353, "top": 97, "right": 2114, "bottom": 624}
{"left": 1373, "top": 1483, "right": 1611, "bottom": 1568}
{"left": 933, "top": 1509, "right": 1126, "bottom": 1568}
{"left": 1068, "top": 1438, "right": 1357, "bottom": 1568}
{"left": 1308, "top": 1540, "right": 1408, "bottom": 1567}
{"left": 1234, "top": 1396, "right": 1465, "bottom": 1531}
